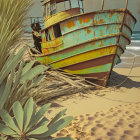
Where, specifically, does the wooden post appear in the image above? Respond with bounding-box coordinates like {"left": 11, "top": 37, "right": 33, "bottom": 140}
{"left": 69, "top": 0, "right": 71, "bottom": 9}
{"left": 101, "top": 0, "right": 104, "bottom": 10}
{"left": 64, "top": 0, "right": 66, "bottom": 10}
{"left": 125, "top": 0, "right": 128, "bottom": 9}
{"left": 43, "top": 4, "right": 46, "bottom": 17}
{"left": 78, "top": 0, "right": 80, "bottom": 8}
{"left": 81, "top": 0, "right": 84, "bottom": 13}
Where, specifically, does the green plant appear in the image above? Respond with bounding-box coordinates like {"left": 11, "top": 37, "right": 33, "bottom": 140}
{"left": 0, "top": 0, "right": 32, "bottom": 70}
{"left": 0, "top": 47, "right": 48, "bottom": 112}
{"left": 0, "top": 97, "right": 73, "bottom": 140}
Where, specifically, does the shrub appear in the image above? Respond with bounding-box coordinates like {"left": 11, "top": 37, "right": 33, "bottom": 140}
{"left": 0, "top": 47, "right": 48, "bottom": 112}
{"left": 0, "top": 97, "right": 73, "bottom": 140}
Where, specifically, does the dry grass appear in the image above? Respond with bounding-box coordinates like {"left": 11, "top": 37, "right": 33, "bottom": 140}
{"left": 0, "top": 0, "right": 32, "bottom": 70}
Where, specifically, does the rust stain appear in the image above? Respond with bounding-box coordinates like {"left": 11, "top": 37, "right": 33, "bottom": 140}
{"left": 93, "top": 30, "right": 96, "bottom": 37}
{"left": 93, "top": 18, "right": 104, "bottom": 24}
{"left": 99, "top": 19, "right": 104, "bottom": 24}
{"left": 99, "top": 40, "right": 104, "bottom": 47}
{"left": 85, "top": 17, "right": 90, "bottom": 23}
{"left": 52, "top": 32, "right": 55, "bottom": 39}
{"left": 91, "top": 41, "right": 96, "bottom": 46}
{"left": 87, "top": 29, "right": 91, "bottom": 34}
{"left": 106, "top": 25, "right": 110, "bottom": 30}
{"left": 79, "top": 16, "right": 90, "bottom": 24}
{"left": 55, "top": 39, "right": 60, "bottom": 45}
{"left": 109, "top": 13, "right": 114, "bottom": 18}
{"left": 47, "top": 43, "right": 51, "bottom": 48}
{"left": 79, "top": 16, "right": 84, "bottom": 24}
{"left": 67, "top": 20, "right": 75, "bottom": 28}
{"left": 100, "top": 30, "right": 103, "bottom": 37}
{"left": 42, "top": 48, "right": 49, "bottom": 55}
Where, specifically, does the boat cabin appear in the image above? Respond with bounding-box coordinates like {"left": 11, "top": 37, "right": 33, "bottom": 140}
{"left": 42, "top": 0, "right": 84, "bottom": 28}
{"left": 43, "top": 0, "right": 84, "bottom": 17}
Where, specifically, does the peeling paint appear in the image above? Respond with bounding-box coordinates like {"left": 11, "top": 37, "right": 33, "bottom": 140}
{"left": 36, "top": 9, "right": 136, "bottom": 86}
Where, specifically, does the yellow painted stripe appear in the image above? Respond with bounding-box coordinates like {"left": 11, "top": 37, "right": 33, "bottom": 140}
{"left": 50, "top": 46, "right": 117, "bottom": 69}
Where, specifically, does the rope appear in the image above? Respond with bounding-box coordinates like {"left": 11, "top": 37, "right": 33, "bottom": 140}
{"left": 112, "top": 56, "right": 136, "bottom": 88}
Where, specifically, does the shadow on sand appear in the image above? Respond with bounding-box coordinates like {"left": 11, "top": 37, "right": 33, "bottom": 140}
{"left": 108, "top": 71, "right": 140, "bottom": 88}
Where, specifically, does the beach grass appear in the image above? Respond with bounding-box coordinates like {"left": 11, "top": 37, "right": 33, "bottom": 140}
{"left": 0, "top": 0, "right": 32, "bottom": 71}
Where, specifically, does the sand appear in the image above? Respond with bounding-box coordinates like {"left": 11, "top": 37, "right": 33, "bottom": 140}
{"left": 47, "top": 67, "right": 140, "bottom": 140}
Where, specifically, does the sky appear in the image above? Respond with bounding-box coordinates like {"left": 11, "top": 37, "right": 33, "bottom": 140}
{"left": 29, "top": 0, "right": 140, "bottom": 31}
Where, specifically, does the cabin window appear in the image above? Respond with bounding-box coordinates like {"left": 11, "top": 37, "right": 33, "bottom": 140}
{"left": 70, "top": 0, "right": 84, "bottom": 13}
{"left": 50, "top": 0, "right": 56, "bottom": 15}
{"left": 65, "top": 0, "right": 70, "bottom": 10}
{"left": 70, "top": 0, "right": 79, "bottom": 8}
{"left": 44, "top": 0, "right": 84, "bottom": 17}
{"left": 56, "top": 0, "right": 70, "bottom": 13}
{"left": 46, "top": 3, "right": 50, "bottom": 16}
{"left": 79, "top": 0, "right": 84, "bottom": 13}
{"left": 53, "top": 24, "right": 62, "bottom": 38}
{"left": 45, "top": 29, "right": 51, "bottom": 41}
{"left": 57, "top": 1, "right": 66, "bottom": 12}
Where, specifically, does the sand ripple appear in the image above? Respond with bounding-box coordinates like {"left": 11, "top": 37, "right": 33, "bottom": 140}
{"left": 55, "top": 103, "right": 140, "bottom": 140}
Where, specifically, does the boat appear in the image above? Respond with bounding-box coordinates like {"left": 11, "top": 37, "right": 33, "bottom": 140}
{"left": 30, "top": 0, "right": 137, "bottom": 86}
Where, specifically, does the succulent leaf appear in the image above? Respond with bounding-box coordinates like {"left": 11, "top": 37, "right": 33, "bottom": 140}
{"left": 29, "top": 75, "right": 46, "bottom": 88}
{"left": 28, "top": 125, "right": 48, "bottom": 135}
{"left": 11, "top": 61, "right": 25, "bottom": 92}
{"left": 32, "top": 117, "right": 49, "bottom": 131}
{"left": 0, "top": 122, "right": 17, "bottom": 135}
{"left": 38, "top": 116, "right": 73, "bottom": 138}
{"left": 23, "top": 97, "right": 34, "bottom": 131}
{"left": 27, "top": 103, "right": 51, "bottom": 130}
{"left": 51, "top": 137, "right": 73, "bottom": 140}
{"left": 48, "top": 109, "right": 67, "bottom": 127}
{"left": 12, "top": 101, "right": 24, "bottom": 131}
{"left": 0, "top": 69, "right": 14, "bottom": 109}
{"left": 0, "top": 78, "right": 7, "bottom": 109}
{"left": 20, "top": 65, "right": 48, "bottom": 84}
{"left": 0, "top": 109, "right": 19, "bottom": 132}
{"left": 22, "top": 61, "right": 35, "bottom": 76}
{"left": 0, "top": 47, "right": 27, "bottom": 84}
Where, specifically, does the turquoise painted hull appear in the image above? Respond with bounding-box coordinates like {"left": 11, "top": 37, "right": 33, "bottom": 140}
{"left": 32, "top": 9, "right": 136, "bottom": 86}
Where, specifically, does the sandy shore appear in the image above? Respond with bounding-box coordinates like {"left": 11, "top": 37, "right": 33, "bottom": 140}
{"left": 47, "top": 67, "right": 140, "bottom": 140}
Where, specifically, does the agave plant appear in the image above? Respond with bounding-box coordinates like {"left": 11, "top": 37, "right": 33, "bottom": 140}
{"left": 0, "top": 46, "right": 48, "bottom": 112}
{"left": 0, "top": 97, "right": 73, "bottom": 140}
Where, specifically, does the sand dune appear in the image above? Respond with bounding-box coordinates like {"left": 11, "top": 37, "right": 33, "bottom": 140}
{"left": 49, "top": 67, "right": 140, "bottom": 140}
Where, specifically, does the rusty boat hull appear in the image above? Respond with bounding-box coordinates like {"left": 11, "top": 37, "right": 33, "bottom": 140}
{"left": 31, "top": 9, "right": 136, "bottom": 86}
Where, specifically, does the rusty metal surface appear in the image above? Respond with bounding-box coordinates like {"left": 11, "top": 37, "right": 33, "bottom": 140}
{"left": 32, "top": 8, "right": 136, "bottom": 86}
{"left": 42, "top": 8, "right": 136, "bottom": 31}
{"left": 41, "top": 10, "right": 134, "bottom": 56}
